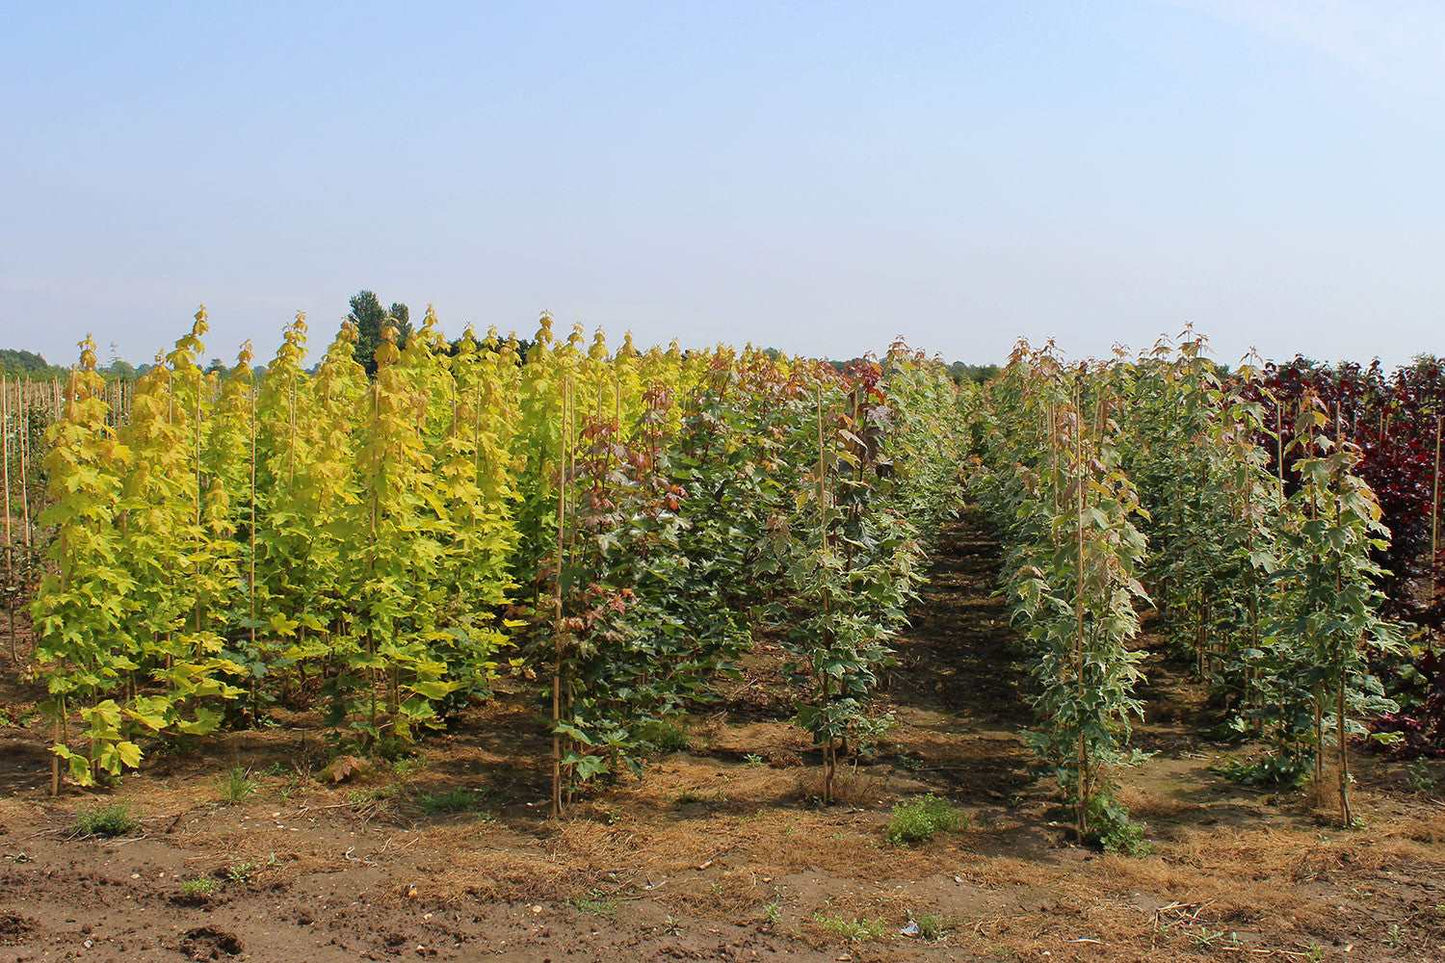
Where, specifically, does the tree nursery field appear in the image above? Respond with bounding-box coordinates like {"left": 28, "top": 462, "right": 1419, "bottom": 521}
{"left": 1, "top": 314, "right": 1443, "bottom": 962}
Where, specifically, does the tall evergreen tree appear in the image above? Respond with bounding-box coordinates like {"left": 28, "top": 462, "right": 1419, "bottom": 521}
{"left": 348, "top": 290, "right": 413, "bottom": 375}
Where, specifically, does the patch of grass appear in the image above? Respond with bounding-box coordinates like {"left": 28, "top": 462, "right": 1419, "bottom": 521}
{"left": 1215, "top": 753, "right": 1309, "bottom": 789}
{"left": 73, "top": 803, "right": 138, "bottom": 838}
{"left": 416, "top": 787, "right": 487, "bottom": 815}
{"left": 812, "top": 913, "right": 887, "bottom": 942}
{"left": 374, "top": 736, "right": 417, "bottom": 762}
{"left": 673, "top": 788, "right": 727, "bottom": 807}
{"left": 915, "top": 913, "right": 951, "bottom": 941}
{"left": 278, "top": 773, "right": 306, "bottom": 801}
{"left": 391, "top": 757, "right": 424, "bottom": 779}
{"left": 1099, "top": 818, "right": 1153, "bottom": 857}
{"left": 218, "top": 767, "right": 258, "bottom": 804}
{"left": 1406, "top": 759, "right": 1438, "bottom": 793}
{"left": 637, "top": 718, "right": 691, "bottom": 754}
{"left": 225, "top": 861, "right": 257, "bottom": 884}
{"left": 345, "top": 784, "right": 399, "bottom": 809}
{"left": 571, "top": 889, "right": 617, "bottom": 918}
{"left": 886, "top": 794, "right": 964, "bottom": 845}
{"left": 0, "top": 708, "right": 37, "bottom": 728}
{"left": 180, "top": 876, "right": 217, "bottom": 899}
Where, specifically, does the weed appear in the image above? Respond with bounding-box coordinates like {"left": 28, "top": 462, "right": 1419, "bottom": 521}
{"left": 848, "top": 711, "right": 896, "bottom": 758}
{"left": 179, "top": 877, "right": 217, "bottom": 899}
{"left": 1188, "top": 927, "right": 1228, "bottom": 950}
{"left": 391, "top": 757, "right": 423, "bottom": 779}
{"left": 1099, "top": 818, "right": 1153, "bottom": 857}
{"left": 225, "top": 861, "right": 257, "bottom": 884}
{"left": 886, "top": 794, "right": 965, "bottom": 845}
{"left": 218, "top": 767, "right": 257, "bottom": 804}
{"left": 812, "top": 913, "right": 886, "bottom": 942}
{"left": 278, "top": 774, "right": 305, "bottom": 801}
{"left": 1405, "top": 759, "right": 1437, "bottom": 793}
{"left": 346, "top": 784, "right": 398, "bottom": 809}
{"left": 416, "top": 787, "right": 486, "bottom": 815}
{"left": 763, "top": 900, "right": 782, "bottom": 925}
{"left": 73, "top": 803, "right": 138, "bottom": 838}
{"left": 915, "top": 913, "right": 950, "bottom": 941}
{"left": 673, "top": 788, "right": 726, "bottom": 807}
{"left": 743, "top": 753, "right": 765, "bottom": 768}
{"left": 374, "top": 736, "right": 416, "bottom": 762}
{"left": 1087, "top": 793, "right": 1152, "bottom": 856}
{"left": 1215, "top": 753, "right": 1310, "bottom": 789}
{"left": 637, "top": 718, "right": 691, "bottom": 754}
{"left": 571, "top": 889, "right": 617, "bottom": 918}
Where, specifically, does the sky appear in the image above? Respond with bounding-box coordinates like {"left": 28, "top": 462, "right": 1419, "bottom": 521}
{"left": 2, "top": 1, "right": 1443, "bottom": 369}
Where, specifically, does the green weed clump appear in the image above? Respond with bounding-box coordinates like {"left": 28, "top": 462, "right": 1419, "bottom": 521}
{"left": 179, "top": 876, "right": 217, "bottom": 899}
{"left": 637, "top": 718, "right": 691, "bottom": 753}
{"left": 1088, "top": 794, "right": 1153, "bottom": 856}
{"left": 886, "top": 794, "right": 964, "bottom": 845}
{"left": 571, "top": 890, "right": 618, "bottom": 917}
{"left": 73, "top": 803, "right": 138, "bottom": 838}
{"left": 218, "top": 767, "right": 258, "bottom": 804}
{"left": 416, "top": 787, "right": 487, "bottom": 815}
{"left": 1099, "top": 819, "right": 1153, "bottom": 857}
{"left": 812, "top": 914, "right": 887, "bottom": 941}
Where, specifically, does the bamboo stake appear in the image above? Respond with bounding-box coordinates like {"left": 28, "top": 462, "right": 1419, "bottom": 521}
{"left": 1432, "top": 413, "right": 1442, "bottom": 645}
{"left": 1337, "top": 663, "right": 1351, "bottom": 826}
{"left": 19, "top": 384, "right": 30, "bottom": 549}
{"left": 1074, "top": 400, "right": 1089, "bottom": 844}
{"left": 249, "top": 380, "right": 257, "bottom": 661}
{"left": 2, "top": 374, "right": 12, "bottom": 662}
{"left": 194, "top": 377, "right": 203, "bottom": 634}
{"left": 2, "top": 374, "right": 10, "bottom": 572}
{"left": 1275, "top": 404, "right": 1285, "bottom": 495}
{"left": 51, "top": 710, "right": 61, "bottom": 796}
{"left": 816, "top": 385, "right": 835, "bottom": 805}
{"left": 551, "top": 376, "right": 570, "bottom": 819}
{"left": 1069, "top": 381, "right": 1086, "bottom": 838}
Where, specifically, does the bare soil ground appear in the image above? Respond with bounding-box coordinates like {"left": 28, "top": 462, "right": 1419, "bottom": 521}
{"left": 2, "top": 516, "right": 1444, "bottom": 962}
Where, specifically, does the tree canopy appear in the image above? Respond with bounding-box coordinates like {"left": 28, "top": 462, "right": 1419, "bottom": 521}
{"left": 347, "top": 291, "right": 413, "bottom": 375}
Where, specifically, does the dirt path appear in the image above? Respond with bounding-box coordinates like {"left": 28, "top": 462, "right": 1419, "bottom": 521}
{"left": 2, "top": 514, "right": 1444, "bottom": 961}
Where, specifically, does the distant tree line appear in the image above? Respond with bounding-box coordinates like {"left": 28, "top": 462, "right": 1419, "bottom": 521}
{"left": 0, "top": 349, "right": 68, "bottom": 379}
{"left": 4, "top": 291, "right": 1004, "bottom": 382}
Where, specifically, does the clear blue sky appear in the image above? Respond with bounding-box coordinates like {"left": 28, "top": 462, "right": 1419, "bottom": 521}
{"left": 3, "top": 1, "right": 1443, "bottom": 368}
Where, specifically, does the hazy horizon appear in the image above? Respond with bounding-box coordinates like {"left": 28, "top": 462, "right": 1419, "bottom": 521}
{"left": 5, "top": 1, "right": 1443, "bottom": 369}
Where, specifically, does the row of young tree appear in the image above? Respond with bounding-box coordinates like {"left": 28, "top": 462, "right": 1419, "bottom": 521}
{"left": 2, "top": 375, "right": 61, "bottom": 665}
{"left": 27, "top": 308, "right": 972, "bottom": 809}
{"left": 1119, "top": 334, "right": 1402, "bottom": 819}
{"left": 972, "top": 343, "right": 1152, "bottom": 850}
{"left": 1248, "top": 355, "right": 1444, "bottom": 754}
{"left": 972, "top": 332, "right": 1404, "bottom": 838}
